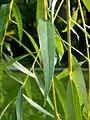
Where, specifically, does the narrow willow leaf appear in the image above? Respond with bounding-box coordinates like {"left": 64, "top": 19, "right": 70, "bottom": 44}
{"left": 36, "top": 0, "right": 44, "bottom": 21}
{"left": 23, "top": 94, "right": 54, "bottom": 118}
{"left": 67, "top": 80, "right": 82, "bottom": 120}
{"left": 23, "top": 29, "right": 40, "bottom": 59}
{"left": 12, "top": 3, "right": 23, "bottom": 41}
{"left": 16, "top": 88, "right": 23, "bottom": 120}
{"left": 82, "top": 0, "right": 90, "bottom": 12}
{"left": 54, "top": 78, "right": 68, "bottom": 120}
{"left": 34, "top": 72, "right": 54, "bottom": 110}
{"left": 3, "top": 53, "right": 29, "bottom": 69}
{"left": 55, "top": 33, "right": 64, "bottom": 61}
{"left": 5, "top": 68, "right": 23, "bottom": 84}
{"left": 72, "top": 56, "right": 87, "bottom": 107}
{"left": 0, "top": 4, "right": 10, "bottom": 45}
{"left": 56, "top": 68, "right": 68, "bottom": 80}
{"left": 37, "top": 19, "right": 55, "bottom": 102}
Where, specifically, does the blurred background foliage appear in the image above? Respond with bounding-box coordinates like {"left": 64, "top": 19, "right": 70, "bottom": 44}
{"left": 0, "top": 0, "right": 90, "bottom": 68}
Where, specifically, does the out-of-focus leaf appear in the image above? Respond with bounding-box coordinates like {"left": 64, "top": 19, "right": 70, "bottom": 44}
{"left": 0, "top": 4, "right": 10, "bottom": 45}
{"left": 4, "top": 42, "right": 13, "bottom": 57}
{"left": 54, "top": 78, "right": 68, "bottom": 120}
{"left": 37, "top": 19, "right": 55, "bottom": 102}
{"left": 82, "top": 0, "right": 90, "bottom": 12}
{"left": 5, "top": 68, "right": 23, "bottom": 84}
{"left": 23, "top": 94, "right": 54, "bottom": 118}
{"left": 0, "top": 97, "right": 16, "bottom": 119}
{"left": 36, "top": 0, "right": 44, "bottom": 21}
{"left": 71, "top": 8, "right": 78, "bottom": 27}
{"left": 67, "top": 80, "right": 82, "bottom": 120}
{"left": 12, "top": 3, "right": 23, "bottom": 42}
{"left": 16, "top": 88, "right": 23, "bottom": 120}
{"left": 72, "top": 55, "right": 87, "bottom": 107}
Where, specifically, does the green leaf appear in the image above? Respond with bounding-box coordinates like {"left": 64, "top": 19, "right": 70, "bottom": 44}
{"left": 71, "top": 8, "right": 78, "bottom": 27}
{"left": 0, "top": 97, "right": 16, "bottom": 119}
{"left": 4, "top": 42, "right": 13, "bottom": 57}
{"left": 56, "top": 68, "right": 68, "bottom": 80}
{"left": 82, "top": 0, "right": 90, "bottom": 12}
{"left": 72, "top": 56, "right": 87, "bottom": 107}
{"left": 67, "top": 80, "right": 82, "bottom": 120}
{"left": 23, "top": 94, "right": 54, "bottom": 118}
{"left": 12, "top": 3, "right": 23, "bottom": 42}
{"left": 37, "top": 19, "right": 55, "bottom": 102}
{"left": 55, "top": 33, "right": 64, "bottom": 61}
{"left": 16, "top": 88, "right": 23, "bottom": 120}
{"left": 23, "top": 29, "right": 40, "bottom": 59}
{"left": 36, "top": 0, "right": 44, "bottom": 21}
{"left": 54, "top": 78, "right": 68, "bottom": 120}
{"left": 0, "top": 4, "right": 10, "bottom": 45}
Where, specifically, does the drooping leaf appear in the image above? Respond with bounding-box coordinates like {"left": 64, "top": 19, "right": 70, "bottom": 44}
{"left": 0, "top": 4, "right": 10, "bottom": 45}
{"left": 23, "top": 29, "right": 40, "bottom": 59}
{"left": 54, "top": 78, "right": 68, "bottom": 120}
{"left": 37, "top": 19, "right": 55, "bottom": 102}
{"left": 16, "top": 88, "right": 23, "bottom": 120}
{"left": 12, "top": 3, "right": 23, "bottom": 42}
{"left": 23, "top": 94, "right": 54, "bottom": 118}
{"left": 82, "top": 0, "right": 90, "bottom": 12}
{"left": 72, "top": 55, "right": 87, "bottom": 107}
{"left": 67, "top": 80, "right": 82, "bottom": 120}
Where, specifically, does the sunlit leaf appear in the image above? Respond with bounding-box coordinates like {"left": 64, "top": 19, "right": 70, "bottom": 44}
{"left": 72, "top": 55, "right": 87, "bottom": 107}
{"left": 12, "top": 3, "right": 23, "bottom": 42}
{"left": 37, "top": 19, "right": 55, "bottom": 102}
{"left": 55, "top": 33, "right": 64, "bottom": 61}
{"left": 16, "top": 88, "right": 23, "bottom": 120}
{"left": 67, "top": 80, "right": 82, "bottom": 120}
{"left": 54, "top": 78, "right": 68, "bottom": 120}
{"left": 56, "top": 68, "right": 68, "bottom": 80}
{"left": 0, "top": 4, "right": 10, "bottom": 45}
{"left": 82, "top": 0, "right": 90, "bottom": 12}
{"left": 23, "top": 94, "right": 54, "bottom": 118}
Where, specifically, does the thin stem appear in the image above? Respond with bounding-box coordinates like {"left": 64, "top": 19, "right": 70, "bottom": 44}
{"left": 43, "top": 0, "right": 48, "bottom": 20}
{"left": 66, "top": 0, "right": 72, "bottom": 79}
{"left": 52, "top": 79, "right": 61, "bottom": 120}
{"left": 77, "top": 0, "right": 90, "bottom": 119}
{"left": 54, "top": 0, "right": 64, "bottom": 22}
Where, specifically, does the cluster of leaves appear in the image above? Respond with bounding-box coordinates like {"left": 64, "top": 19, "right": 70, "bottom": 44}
{"left": 0, "top": 0, "right": 90, "bottom": 120}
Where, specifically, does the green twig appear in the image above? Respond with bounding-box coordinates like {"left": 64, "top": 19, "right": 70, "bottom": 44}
{"left": 77, "top": 0, "right": 90, "bottom": 119}
{"left": 66, "top": 0, "right": 72, "bottom": 79}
